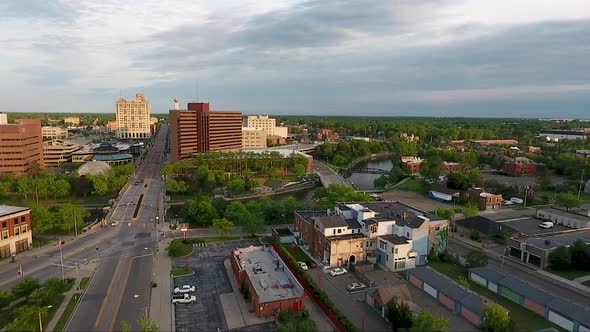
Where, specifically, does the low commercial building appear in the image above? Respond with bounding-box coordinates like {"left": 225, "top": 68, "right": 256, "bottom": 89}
{"left": 455, "top": 216, "right": 518, "bottom": 247}
{"left": 440, "top": 161, "right": 461, "bottom": 172}
{"left": 471, "top": 139, "right": 519, "bottom": 147}
{"left": 242, "top": 127, "right": 267, "bottom": 149}
{"left": 407, "top": 267, "right": 494, "bottom": 328}
{"left": 43, "top": 139, "right": 81, "bottom": 167}
{"left": 428, "top": 187, "right": 460, "bottom": 203}
{"left": 0, "top": 205, "right": 32, "bottom": 260}
{"left": 540, "top": 129, "right": 590, "bottom": 141}
{"left": 469, "top": 266, "right": 590, "bottom": 331}
{"left": 63, "top": 117, "right": 80, "bottom": 126}
{"left": 464, "top": 188, "right": 502, "bottom": 210}
{"left": 42, "top": 126, "right": 68, "bottom": 139}
{"left": 507, "top": 230, "right": 590, "bottom": 268}
{"left": 503, "top": 157, "right": 537, "bottom": 176}
{"left": 229, "top": 245, "right": 305, "bottom": 318}
{"left": 536, "top": 207, "right": 590, "bottom": 229}
{"left": 401, "top": 156, "right": 423, "bottom": 173}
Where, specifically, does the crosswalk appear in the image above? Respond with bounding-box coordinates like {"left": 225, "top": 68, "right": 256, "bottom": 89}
{"left": 193, "top": 243, "right": 208, "bottom": 248}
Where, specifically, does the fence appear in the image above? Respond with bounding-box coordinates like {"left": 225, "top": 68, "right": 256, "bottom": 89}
{"left": 271, "top": 242, "right": 347, "bottom": 332}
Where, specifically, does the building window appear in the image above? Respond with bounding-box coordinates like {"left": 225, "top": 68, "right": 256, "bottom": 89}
{"left": 395, "top": 260, "right": 406, "bottom": 269}
{"left": 379, "top": 240, "right": 387, "bottom": 250}
{"left": 394, "top": 248, "right": 399, "bottom": 254}
{"left": 333, "top": 229, "right": 336, "bottom": 235}
{"left": 14, "top": 227, "right": 19, "bottom": 236}
{"left": 14, "top": 218, "right": 18, "bottom": 226}
{"left": 1, "top": 221, "right": 6, "bottom": 228}
{"left": 337, "top": 229, "right": 342, "bottom": 234}
{"left": 1, "top": 230, "right": 8, "bottom": 240}
{"left": 21, "top": 225, "right": 27, "bottom": 233}
{"left": 21, "top": 216, "right": 25, "bottom": 223}
{"left": 435, "top": 226, "right": 440, "bottom": 231}
{"left": 406, "top": 232, "right": 409, "bottom": 237}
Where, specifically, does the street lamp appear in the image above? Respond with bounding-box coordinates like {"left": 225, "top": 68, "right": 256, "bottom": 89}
{"left": 39, "top": 305, "right": 52, "bottom": 332}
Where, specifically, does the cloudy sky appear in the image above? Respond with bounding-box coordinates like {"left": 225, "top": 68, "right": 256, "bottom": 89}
{"left": 1, "top": 0, "right": 590, "bottom": 117}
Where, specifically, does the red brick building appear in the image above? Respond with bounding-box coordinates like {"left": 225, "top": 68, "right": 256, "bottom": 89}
{"left": 229, "top": 245, "right": 305, "bottom": 317}
{"left": 401, "top": 156, "right": 423, "bottom": 173}
{"left": 0, "top": 205, "right": 32, "bottom": 260}
{"left": 503, "top": 157, "right": 537, "bottom": 176}
{"left": 0, "top": 119, "right": 43, "bottom": 176}
{"left": 440, "top": 161, "right": 461, "bottom": 172}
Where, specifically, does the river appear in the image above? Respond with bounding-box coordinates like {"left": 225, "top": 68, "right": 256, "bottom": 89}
{"left": 347, "top": 156, "right": 395, "bottom": 190}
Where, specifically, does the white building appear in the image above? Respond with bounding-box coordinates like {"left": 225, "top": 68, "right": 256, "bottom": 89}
{"left": 0, "top": 113, "right": 7, "bottom": 125}
{"left": 377, "top": 234, "right": 416, "bottom": 271}
{"left": 116, "top": 93, "right": 151, "bottom": 139}
{"left": 42, "top": 126, "right": 68, "bottom": 139}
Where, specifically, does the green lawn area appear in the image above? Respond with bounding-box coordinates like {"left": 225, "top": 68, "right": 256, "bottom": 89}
{"left": 582, "top": 280, "right": 590, "bottom": 287}
{"left": 392, "top": 178, "right": 430, "bottom": 194}
{"left": 79, "top": 277, "right": 90, "bottom": 291}
{"left": 171, "top": 268, "right": 193, "bottom": 276}
{"left": 546, "top": 267, "right": 590, "bottom": 280}
{"left": 292, "top": 246, "right": 314, "bottom": 264}
{"left": 54, "top": 293, "right": 81, "bottom": 332}
{"left": 535, "top": 190, "right": 590, "bottom": 205}
{"left": 427, "top": 261, "right": 565, "bottom": 332}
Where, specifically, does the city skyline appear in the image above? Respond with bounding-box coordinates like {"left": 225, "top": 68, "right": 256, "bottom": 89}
{"left": 1, "top": 0, "right": 590, "bottom": 117}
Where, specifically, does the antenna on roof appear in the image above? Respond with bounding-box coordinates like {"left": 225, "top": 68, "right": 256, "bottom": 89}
{"left": 195, "top": 80, "right": 199, "bottom": 102}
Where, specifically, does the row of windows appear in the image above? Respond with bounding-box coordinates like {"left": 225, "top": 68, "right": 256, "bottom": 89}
{"left": 1, "top": 216, "right": 26, "bottom": 229}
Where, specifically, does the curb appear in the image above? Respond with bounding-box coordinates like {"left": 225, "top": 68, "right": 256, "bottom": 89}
{"left": 170, "top": 270, "right": 195, "bottom": 278}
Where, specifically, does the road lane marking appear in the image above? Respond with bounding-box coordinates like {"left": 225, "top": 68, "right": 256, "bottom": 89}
{"left": 94, "top": 259, "right": 123, "bottom": 328}
{"left": 109, "top": 259, "right": 133, "bottom": 332}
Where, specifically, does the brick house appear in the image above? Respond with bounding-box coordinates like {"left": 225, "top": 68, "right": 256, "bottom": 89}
{"left": 401, "top": 157, "right": 423, "bottom": 173}
{"left": 455, "top": 216, "right": 517, "bottom": 246}
{"left": 503, "top": 157, "right": 537, "bottom": 176}
{"left": 0, "top": 205, "right": 32, "bottom": 260}
{"left": 440, "top": 161, "right": 462, "bottom": 172}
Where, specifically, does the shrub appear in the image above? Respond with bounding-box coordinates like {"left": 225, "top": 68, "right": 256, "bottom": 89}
{"left": 466, "top": 250, "right": 488, "bottom": 268}
{"left": 469, "top": 231, "right": 480, "bottom": 241}
{"left": 548, "top": 246, "right": 572, "bottom": 270}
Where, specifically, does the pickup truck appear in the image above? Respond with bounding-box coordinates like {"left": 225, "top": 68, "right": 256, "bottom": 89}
{"left": 172, "top": 294, "right": 196, "bottom": 304}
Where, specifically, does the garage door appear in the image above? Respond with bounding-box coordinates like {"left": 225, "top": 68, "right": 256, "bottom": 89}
{"left": 423, "top": 282, "right": 438, "bottom": 299}
{"left": 547, "top": 310, "right": 574, "bottom": 331}
{"left": 487, "top": 281, "right": 498, "bottom": 293}
{"left": 469, "top": 272, "right": 486, "bottom": 287}
{"left": 579, "top": 324, "right": 590, "bottom": 332}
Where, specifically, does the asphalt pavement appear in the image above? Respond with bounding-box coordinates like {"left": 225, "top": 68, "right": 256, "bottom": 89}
{"left": 65, "top": 125, "right": 169, "bottom": 332}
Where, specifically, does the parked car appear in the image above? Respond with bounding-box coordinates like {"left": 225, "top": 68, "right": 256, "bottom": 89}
{"left": 346, "top": 282, "right": 367, "bottom": 292}
{"left": 329, "top": 268, "right": 348, "bottom": 277}
{"left": 298, "top": 262, "right": 308, "bottom": 271}
{"left": 111, "top": 220, "right": 118, "bottom": 227}
{"left": 173, "top": 285, "right": 196, "bottom": 294}
{"left": 134, "top": 181, "right": 139, "bottom": 185}
{"left": 172, "top": 294, "right": 196, "bottom": 304}
{"left": 539, "top": 221, "right": 554, "bottom": 229}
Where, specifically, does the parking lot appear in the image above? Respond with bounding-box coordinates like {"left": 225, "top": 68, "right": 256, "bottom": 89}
{"left": 503, "top": 217, "right": 570, "bottom": 236}
{"left": 479, "top": 207, "right": 536, "bottom": 221}
{"left": 381, "top": 190, "right": 454, "bottom": 212}
{"left": 172, "top": 239, "right": 261, "bottom": 332}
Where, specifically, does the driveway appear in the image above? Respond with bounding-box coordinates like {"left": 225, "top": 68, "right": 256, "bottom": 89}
{"left": 308, "top": 267, "right": 390, "bottom": 332}
{"left": 173, "top": 239, "right": 261, "bottom": 332}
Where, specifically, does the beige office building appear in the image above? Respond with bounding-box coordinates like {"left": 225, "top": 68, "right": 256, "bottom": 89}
{"left": 242, "top": 127, "right": 267, "bottom": 149}
{"left": 246, "top": 115, "right": 289, "bottom": 138}
{"left": 43, "top": 140, "right": 81, "bottom": 167}
{"left": 63, "top": 117, "right": 80, "bottom": 126}
{"left": 116, "top": 93, "right": 151, "bottom": 139}
{"left": 42, "top": 126, "right": 68, "bottom": 139}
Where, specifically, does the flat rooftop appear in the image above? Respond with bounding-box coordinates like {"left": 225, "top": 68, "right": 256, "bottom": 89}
{"left": 0, "top": 205, "right": 29, "bottom": 218}
{"left": 539, "top": 207, "right": 590, "bottom": 221}
{"left": 514, "top": 230, "right": 590, "bottom": 250}
{"left": 236, "top": 246, "right": 304, "bottom": 304}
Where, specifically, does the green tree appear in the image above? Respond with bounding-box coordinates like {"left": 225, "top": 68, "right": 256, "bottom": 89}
{"left": 57, "top": 203, "right": 89, "bottom": 234}
{"left": 227, "top": 178, "right": 246, "bottom": 195}
{"left": 183, "top": 196, "right": 218, "bottom": 225}
{"left": 137, "top": 316, "right": 160, "bottom": 332}
{"left": 569, "top": 239, "right": 590, "bottom": 269}
{"left": 482, "top": 304, "right": 510, "bottom": 332}
{"left": 160, "top": 164, "right": 174, "bottom": 176}
{"left": 0, "top": 181, "right": 11, "bottom": 197}
{"left": 282, "top": 196, "right": 302, "bottom": 222}
{"left": 242, "top": 214, "right": 265, "bottom": 236}
{"left": 166, "top": 179, "right": 189, "bottom": 194}
{"left": 556, "top": 192, "right": 579, "bottom": 210}
{"left": 548, "top": 245, "right": 572, "bottom": 269}
{"left": 410, "top": 309, "right": 447, "bottom": 332}
{"left": 0, "top": 289, "right": 13, "bottom": 311}
{"left": 463, "top": 202, "right": 479, "bottom": 218}
{"left": 466, "top": 250, "right": 488, "bottom": 268}
{"left": 29, "top": 286, "right": 55, "bottom": 306}
{"left": 420, "top": 157, "right": 443, "bottom": 181}
{"left": 435, "top": 208, "right": 454, "bottom": 220}
{"left": 386, "top": 299, "right": 413, "bottom": 332}
{"left": 212, "top": 218, "right": 234, "bottom": 237}
{"left": 89, "top": 174, "right": 109, "bottom": 195}
{"left": 293, "top": 164, "right": 306, "bottom": 177}
{"left": 52, "top": 178, "right": 71, "bottom": 198}
{"left": 30, "top": 206, "right": 54, "bottom": 235}
{"left": 17, "top": 176, "right": 30, "bottom": 200}
{"left": 11, "top": 277, "right": 40, "bottom": 300}
{"left": 7, "top": 305, "right": 42, "bottom": 332}
{"left": 225, "top": 201, "right": 249, "bottom": 226}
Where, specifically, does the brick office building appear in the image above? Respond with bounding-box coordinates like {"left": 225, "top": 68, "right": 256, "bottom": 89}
{"left": 169, "top": 102, "right": 242, "bottom": 161}
{"left": 0, "top": 205, "right": 32, "bottom": 260}
{"left": 401, "top": 156, "right": 423, "bottom": 173}
{"left": 230, "top": 245, "right": 305, "bottom": 318}
{"left": 503, "top": 157, "right": 537, "bottom": 176}
{"left": 0, "top": 118, "right": 43, "bottom": 176}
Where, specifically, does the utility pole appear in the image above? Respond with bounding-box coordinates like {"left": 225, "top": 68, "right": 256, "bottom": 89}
{"left": 578, "top": 170, "right": 585, "bottom": 202}
{"left": 523, "top": 185, "right": 529, "bottom": 208}
{"left": 59, "top": 237, "right": 64, "bottom": 281}
{"left": 73, "top": 209, "right": 78, "bottom": 237}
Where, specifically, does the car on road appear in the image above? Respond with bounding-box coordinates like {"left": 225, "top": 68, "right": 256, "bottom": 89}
{"left": 140, "top": 179, "right": 144, "bottom": 183}
{"left": 539, "top": 221, "right": 554, "bottom": 229}
{"left": 174, "top": 285, "right": 196, "bottom": 294}
{"left": 298, "top": 262, "right": 308, "bottom": 271}
{"left": 134, "top": 181, "right": 139, "bottom": 185}
{"left": 172, "top": 294, "right": 196, "bottom": 304}
{"left": 330, "top": 268, "right": 348, "bottom": 276}
{"left": 346, "top": 282, "right": 367, "bottom": 292}
{"left": 111, "top": 220, "right": 118, "bottom": 227}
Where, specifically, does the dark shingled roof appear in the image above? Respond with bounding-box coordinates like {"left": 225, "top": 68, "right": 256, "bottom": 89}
{"left": 456, "top": 216, "right": 516, "bottom": 235}
{"left": 469, "top": 266, "right": 590, "bottom": 327}
{"left": 295, "top": 211, "right": 327, "bottom": 223}
{"left": 379, "top": 234, "right": 409, "bottom": 245}
{"left": 408, "top": 267, "right": 488, "bottom": 315}
{"left": 314, "top": 215, "right": 348, "bottom": 228}
{"left": 344, "top": 218, "right": 362, "bottom": 230}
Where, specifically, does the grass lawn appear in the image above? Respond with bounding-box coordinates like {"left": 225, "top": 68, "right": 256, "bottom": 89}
{"left": 582, "top": 280, "right": 590, "bottom": 287}
{"left": 1, "top": 195, "right": 112, "bottom": 208}
{"left": 292, "top": 246, "right": 314, "bottom": 264}
{"left": 428, "top": 260, "right": 565, "bottom": 332}
{"left": 53, "top": 293, "right": 81, "bottom": 332}
{"left": 79, "top": 277, "right": 90, "bottom": 291}
{"left": 392, "top": 178, "right": 430, "bottom": 194}
{"left": 171, "top": 268, "right": 194, "bottom": 276}
{"left": 535, "top": 190, "right": 590, "bottom": 205}
{"left": 546, "top": 267, "right": 590, "bottom": 280}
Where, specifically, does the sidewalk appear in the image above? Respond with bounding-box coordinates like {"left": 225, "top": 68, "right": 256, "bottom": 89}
{"left": 149, "top": 232, "right": 174, "bottom": 332}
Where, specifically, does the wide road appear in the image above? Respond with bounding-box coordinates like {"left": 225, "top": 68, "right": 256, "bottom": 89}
{"left": 66, "top": 124, "right": 169, "bottom": 332}
{"left": 313, "top": 160, "right": 351, "bottom": 188}
{"left": 448, "top": 238, "right": 590, "bottom": 308}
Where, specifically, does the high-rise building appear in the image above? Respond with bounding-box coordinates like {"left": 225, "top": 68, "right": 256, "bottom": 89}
{"left": 245, "top": 115, "right": 289, "bottom": 138}
{"left": 242, "top": 127, "right": 267, "bottom": 149}
{"left": 0, "top": 113, "right": 7, "bottom": 125}
{"left": 116, "top": 93, "right": 151, "bottom": 139}
{"left": 0, "top": 119, "right": 43, "bottom": 175}
{"left": 169, "top": 102, "right": 242, "bottom": 161}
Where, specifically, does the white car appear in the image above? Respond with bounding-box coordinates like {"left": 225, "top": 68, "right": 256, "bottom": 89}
{"left": 346, "top": 282, "right": 367, "bottom": 292}
{"left": 329, "top": 268, "right": 348, "bottom": 277}
{"left": 298, "top": 262, "right": 308, "bottom": 271}
{"left": 173, "top": 285, "right": 196, "bottom": 294}
{"left": 539, "top": 221, "right": 554, "bottom": 229}
{"left": 172, "top": 294, "right": 196, "bottom": 304}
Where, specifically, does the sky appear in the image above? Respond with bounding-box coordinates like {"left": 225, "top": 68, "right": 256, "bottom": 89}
{"left": 1, "top": 0, "right": 590, "bottom": 118}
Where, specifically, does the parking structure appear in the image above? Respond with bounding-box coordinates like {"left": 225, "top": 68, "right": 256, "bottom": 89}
{"left": 173, "top": 239, "right": 261, "bottom": 332}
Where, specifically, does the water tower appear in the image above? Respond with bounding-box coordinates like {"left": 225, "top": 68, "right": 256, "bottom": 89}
{"left": 173, "top": 97, "right": 179, "bottom": 110}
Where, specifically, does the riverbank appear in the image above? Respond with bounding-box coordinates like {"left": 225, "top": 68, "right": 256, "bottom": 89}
{"left": 346, "top": 151, "right": 396, "bottom": 170}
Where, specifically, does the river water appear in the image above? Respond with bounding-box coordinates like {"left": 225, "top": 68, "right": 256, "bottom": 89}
{"left": 347, "top": 157, "right": 394, "bottom": 190}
